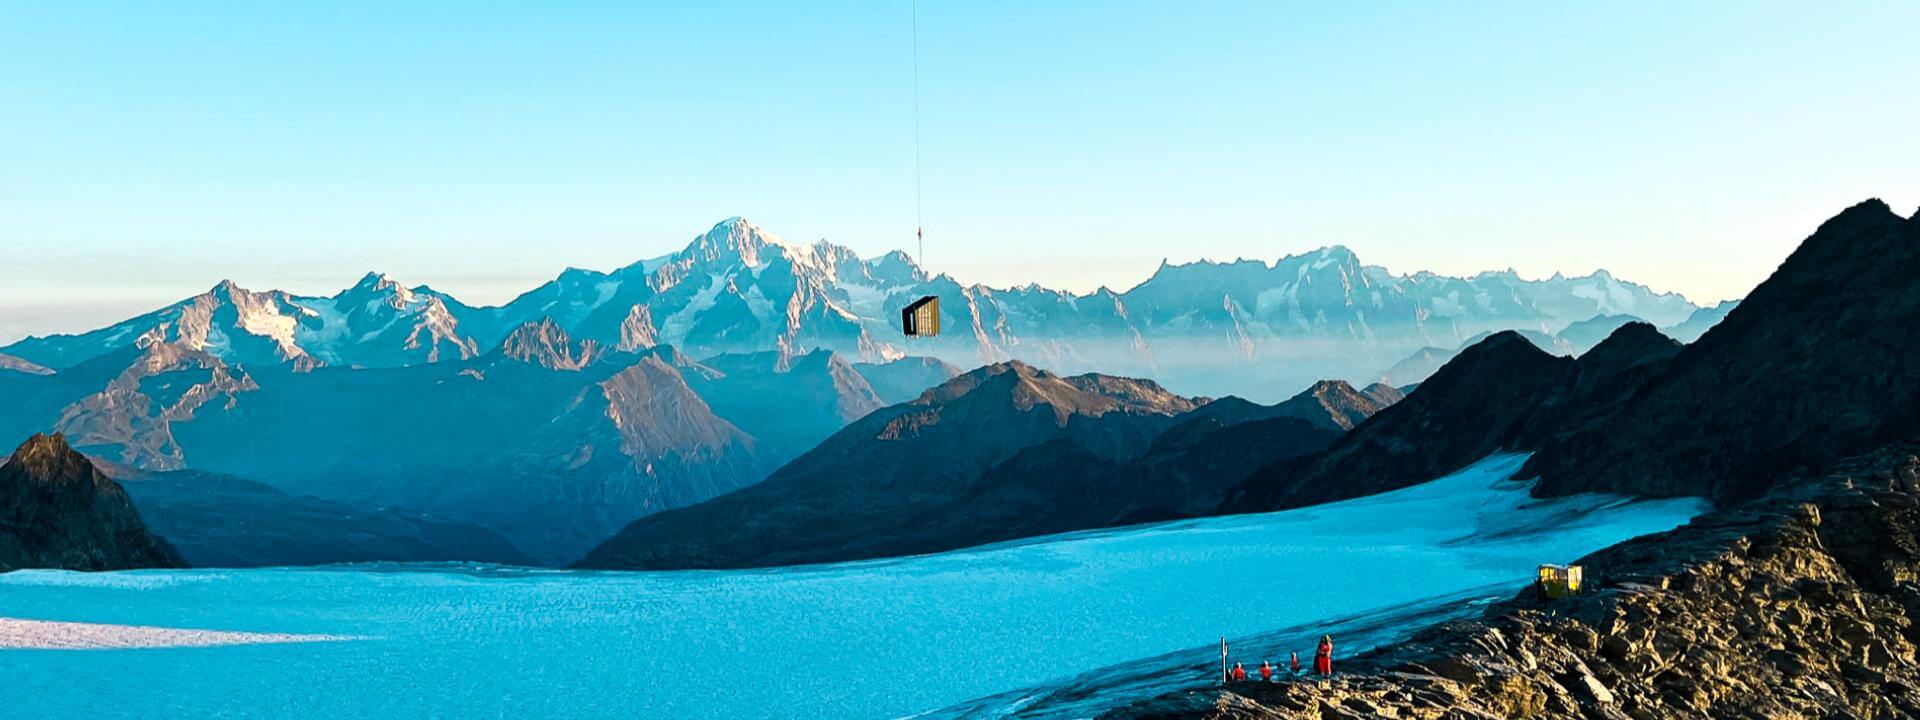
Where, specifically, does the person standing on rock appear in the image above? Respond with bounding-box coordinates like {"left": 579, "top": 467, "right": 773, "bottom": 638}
{"left": 1259, "top": 660, "right": 1274, "bottom": 681}
{"left": 1313, "top": 635, "right": 1334, "bottom": 676}
{"left": 1230, "top": 662, "right": 1248, "bottom": 682}
{"left": 1290, "top": 651, "right": 1301, "bottom": 675}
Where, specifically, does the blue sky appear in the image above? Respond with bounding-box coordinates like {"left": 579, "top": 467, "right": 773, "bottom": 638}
{"left": 3, "top": 1, "right": 1917, "bottom": 343}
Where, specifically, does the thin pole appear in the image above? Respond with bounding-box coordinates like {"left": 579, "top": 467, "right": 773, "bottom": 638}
{"left": 911, "top": 0, "right": 924, "bottom": 270}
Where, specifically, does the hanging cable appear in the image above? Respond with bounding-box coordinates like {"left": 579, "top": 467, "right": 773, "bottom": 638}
{"left": 911, "top": 0, "right": 925, "bottom": 270}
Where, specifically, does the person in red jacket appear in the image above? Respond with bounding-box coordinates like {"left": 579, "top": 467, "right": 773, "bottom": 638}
{"left": 1230, "top": 662, "right": 1248, "bottom": 682}
{"left": 1259, "top": 660, "right": 1274, "bottom": 681}
{"left": 1290, "top": 651, "right": 1301, "bottom": 675}
{"left": 1313, "top": 635, "right": 1334, "bottom": 676}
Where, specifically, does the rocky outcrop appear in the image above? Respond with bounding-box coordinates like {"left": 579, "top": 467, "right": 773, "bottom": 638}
{"left": 51, "top": 341, "right": 258, "bottom": 470}
{"left": 496, "top": 318, "right": 607, "bottom": 370}
{"left": 0, "top": 433, "right": 183, "bottom": 571}
{"left": 0, "top": 353, "right": 52, "bottom": 376}
{"left": 1271, "top": 380, "right": 1401, "bottom": 432}
{"left": 616, "top": 304, "right": 659, "bottom": 351}
{"left": 1359, "top": 382, "right": 1405, "bottom": 408}
{"left": 1525, "top": 200, "right": 1920, "bottom": 504}
{"left": 1108, "top": 444, "right": 1920, "bottom": 719}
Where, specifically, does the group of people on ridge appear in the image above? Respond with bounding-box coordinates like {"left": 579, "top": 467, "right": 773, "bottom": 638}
{"left": 1225, "top": 635, "right": 1333, "bottom": 683}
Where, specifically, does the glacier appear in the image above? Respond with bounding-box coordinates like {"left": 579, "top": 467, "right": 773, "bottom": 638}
{"left": 0, "top": 455, "right": 1704, "bottom": 719}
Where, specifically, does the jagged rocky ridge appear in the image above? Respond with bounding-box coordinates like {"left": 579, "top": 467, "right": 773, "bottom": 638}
{"left": 0, "top": 432, "right": 183, "bottom": 571}
{"left": 0, "top": 217, "right": 1702, "bottom": 401}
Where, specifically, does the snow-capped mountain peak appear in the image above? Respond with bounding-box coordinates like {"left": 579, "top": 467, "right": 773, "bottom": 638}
{"left": 335, "top": 271, "right": 420, "bottom": 308}
{"left": 1, "top": 218, "right": 1706, "bottom": 400}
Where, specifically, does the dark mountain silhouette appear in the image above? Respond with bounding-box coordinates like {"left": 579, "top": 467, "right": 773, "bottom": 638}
{"left": 1524, "top": 199, "right": 1920, "bottom": 502}
{"left": 1554, "top": 313, "right": 1645, "bottom": 354}
{"left": 1223, "top": 321, "right": 1682, "bottom": 513}
{"left": 575, "top": 361, "right": 1204, "bottom": 569}
{"left": 0, "top": 432, "right": 183, "bottom": 571}
{"left": 1222, "top": 332, "right": 1570, "bottom": 512}
{"left": 934, "top": 378, "right": 1407, "bottom": 543}
{"left": 575, "top": 362, "right": 1410, "bottom": 570}
{"left": 1372, "top": 314, "right": 1649, "bottom": 387}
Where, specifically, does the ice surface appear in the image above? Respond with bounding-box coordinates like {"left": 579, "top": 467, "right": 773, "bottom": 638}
{"left": 0, "top": 454, "right": 1703, "bottom": 720}
{"left": 0, "top": 618, "right": 353, "bottom": 650}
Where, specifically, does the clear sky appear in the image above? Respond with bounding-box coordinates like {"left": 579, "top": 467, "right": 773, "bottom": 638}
{"left": 3, "top": 1, "right": 1917, "bottom": 344}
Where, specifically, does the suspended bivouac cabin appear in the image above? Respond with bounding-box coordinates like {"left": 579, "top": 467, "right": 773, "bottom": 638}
{"left": 901, "top": 295, "right": 941, "bottom": 337}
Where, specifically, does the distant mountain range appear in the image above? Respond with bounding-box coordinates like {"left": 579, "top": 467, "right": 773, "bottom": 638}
{"left": 1, "top": 217, "right": 1711, "bottom": 401}
{"left": 0, "top": 216, "right": 1734, "bottom": 566}
{"left": 9, "top": 200, "right": 1920, "bottom": 720}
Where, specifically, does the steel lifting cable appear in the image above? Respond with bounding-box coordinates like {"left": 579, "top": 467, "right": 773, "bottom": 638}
{"left": 911, "top": 0, "right": 924, "bottom": 270}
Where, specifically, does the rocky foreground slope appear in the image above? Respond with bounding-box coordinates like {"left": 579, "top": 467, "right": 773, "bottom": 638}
{"left": 1112, "top": 445, "right": 1920, "bottom": 719}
